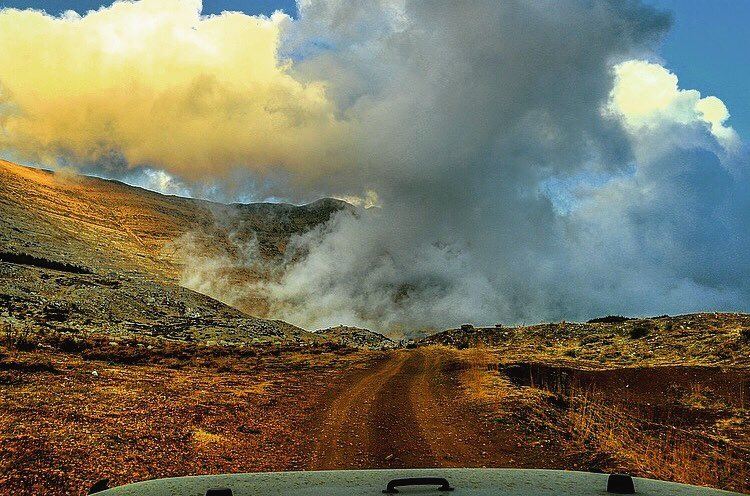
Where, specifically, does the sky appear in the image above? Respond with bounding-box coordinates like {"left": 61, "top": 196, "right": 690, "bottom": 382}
{"left": 648, "top": 0, "right": 750, "bottom": 139}
{"left": 0, "top": 0, "right": 748, "bottom": 331}
{"left": 0, "top": 0, "right": 298, "bottom": 17}
{"left": 1, "top": 0, "right": 746, "bottom": 137}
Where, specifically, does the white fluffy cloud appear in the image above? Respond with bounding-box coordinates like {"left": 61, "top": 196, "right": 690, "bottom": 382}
{"left": 609, "top": 60, "right": 740, "bottom": 152}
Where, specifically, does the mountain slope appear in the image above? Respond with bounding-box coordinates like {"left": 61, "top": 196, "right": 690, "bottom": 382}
{"left": 0, "top": 160, "right": 347, "bottom": 280}
{"left": 316, "top": 325, "right": 397, "bottom": 349}
{"left": 0, "top": 160, "right": 347, "bottom": 343}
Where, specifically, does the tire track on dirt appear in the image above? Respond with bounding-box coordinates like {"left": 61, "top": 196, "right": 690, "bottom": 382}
{"left": 307, "top": 348, "right": 503, "bottom": 469}
{"left": 367, "top": 351, "right": 438, "bottom": 468}
{"left": 309, "top": 351, "right": 412, "bottom": 469}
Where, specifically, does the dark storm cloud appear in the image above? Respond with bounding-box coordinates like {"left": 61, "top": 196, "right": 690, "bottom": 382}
{"left": 242, "top": 0, "right": 727, "bottom": 332}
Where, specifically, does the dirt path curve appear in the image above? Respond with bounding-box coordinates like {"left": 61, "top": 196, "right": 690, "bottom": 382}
{"left": 307, "top": 347, "right": 552, "bottom": 470}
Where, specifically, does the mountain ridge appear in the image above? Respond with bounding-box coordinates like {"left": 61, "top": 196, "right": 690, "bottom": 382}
{"left": 0, "top": 160, "right": 349, "bottom": 280}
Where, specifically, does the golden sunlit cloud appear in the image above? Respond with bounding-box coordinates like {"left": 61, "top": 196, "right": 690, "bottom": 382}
{"left": 0, "top": 0, "right": 345, "bottom": 179}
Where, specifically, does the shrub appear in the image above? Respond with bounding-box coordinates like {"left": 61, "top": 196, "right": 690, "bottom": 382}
{"left": 629, "top": 325, "right": 650, "bottom": 339}
{"left": 1, "top": 321, "right": 11, "bottom": 346}
{"left": 2, "top": 321, "right": 37, "bottom": 351}
{"left": 580, "top": 334, "right": 602, "bottom": 345}
{"left": 442, "top": 358, "right": 470, "bottom": 372}
{"left": 587, "top": 315, "right": 633, "bottom": 324}
{"left": 46, "top": 332, "right": 91, "bottom": 353}
{"left": 739, "top": 328, "right": 750, "bottom": 342}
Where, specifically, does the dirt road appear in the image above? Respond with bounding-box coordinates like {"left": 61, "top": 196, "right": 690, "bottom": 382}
{"left": 307, "top": 347, "right": 562, "bottom": 470}
{"left": 4, "top": 338, "right": 748, "bottom": 495}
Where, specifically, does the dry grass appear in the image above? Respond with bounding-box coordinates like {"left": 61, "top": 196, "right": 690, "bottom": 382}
{"left": 0, "top": 335, "right": 375, "bottom": 496}
{"left": 458, "top": 348, "right": 750, "bottom": 492}
{"left": 1, "top": 321, "right": 36, "bottom": 351}
{"left": 425, "top": 313, "right": 750, "bottom": 367}
{"left": 457, "top": 346, "right": 513, "bottom": 404}
{"left": 567, "top": 388, "right": 750, "bottom": 493}
{"left": 192, "top": 429, "right": 227, "bottom": 446}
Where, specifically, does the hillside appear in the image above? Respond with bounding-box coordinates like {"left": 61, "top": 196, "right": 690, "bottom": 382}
{"left": 316, "top": 325, "right": 397, "bottom": 350}
{"left": 0, "top": 160, "right": 347, "bottom": 280}
{"left": 0, "top": 160, "right": 348, "bottom": 343}
{"left": 419, "top": 313, "right": 750, "bottom": 366}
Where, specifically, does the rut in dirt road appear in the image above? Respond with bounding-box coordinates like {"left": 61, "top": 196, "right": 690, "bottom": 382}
{"left": 307, "top": 347, "right": 561, "bottom": 470}
{"left": 309, "top": 351, "right": 430, "bottom": 469}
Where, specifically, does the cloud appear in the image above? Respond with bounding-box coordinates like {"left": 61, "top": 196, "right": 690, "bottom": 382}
{"left": 336, "top": 190, "right": 380, "bottom": 209}
{"left": 0, "top": 0, "right": 347, "bottom": 179}
{"left": 608, "top": 60, "right": 740, "bottom": 152}
{"left": 250, "top": 0, "right": 748, "bottom": 332}
{"left": 121, "top": 168, "right": 193, "bottom": 198}
{"left": 196, "top": 0, "right": 683, "bottom": 332}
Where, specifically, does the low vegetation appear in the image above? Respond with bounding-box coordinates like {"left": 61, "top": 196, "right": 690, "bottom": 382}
{"left": 458, "top": 341, "right": 750, "bottom": 493}
{"left": 1, "top": 320, "right": 35, "bottom": 351}
{"left": 587, "top": 315, "right": 634, "bottom": 324}
{"left": 0, "top": 332, "right": 374, "bottom": 495}
{"left": 567, "top": 389, "right": 748, "bottom": 492}
{"left": 628, "top": 324, "right": 650, "bottom": 339}
{"left": 422, "top": 313, "right": 750, "bottom": 367}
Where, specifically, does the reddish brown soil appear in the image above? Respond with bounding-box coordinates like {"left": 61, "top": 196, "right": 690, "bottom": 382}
{"left": 1, "top": 343, "right": 747, "bottom": 495}
{"left": 0, "top": 345, "right": 379, "bottom": 495}
{"left": 504, "top": 362, "right": 750, "bottom": 428}
{"left": 307, "top": 348, "right": 571, "bottom": 471}
{"left": 0, "top": 345, "right": 576, "bottom": 496}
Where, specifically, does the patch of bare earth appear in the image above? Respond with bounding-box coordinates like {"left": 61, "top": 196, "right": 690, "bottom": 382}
{"left": 0, "top": 339, "right": 379, "bottom": 496}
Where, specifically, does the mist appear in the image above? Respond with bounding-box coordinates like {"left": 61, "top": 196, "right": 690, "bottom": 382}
{"left": 237, "top": 0, "right": 749, "bottom": 332}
